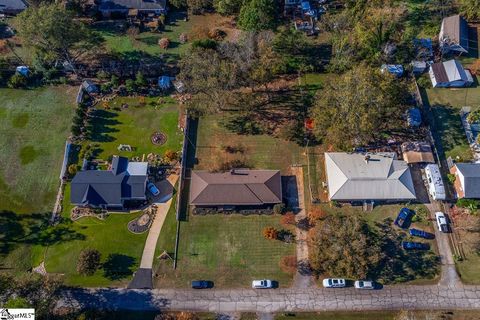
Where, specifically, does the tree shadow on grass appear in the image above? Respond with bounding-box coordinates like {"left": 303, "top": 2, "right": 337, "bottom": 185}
{"left": 103, "top": 254, "right": 136, "bottom": 281}
{"left": 431, "top": 105, "right": 468, "bottom": 153}
{"left": 0, "top": 211, "right": 86, "bottom": 257}
{"left": 86, "top": 109, "right": 120, "bottom": 143}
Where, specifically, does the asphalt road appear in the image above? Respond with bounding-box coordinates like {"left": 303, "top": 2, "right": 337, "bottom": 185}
{"left": 59, "top": 281, "right": 480, "bottom": 313}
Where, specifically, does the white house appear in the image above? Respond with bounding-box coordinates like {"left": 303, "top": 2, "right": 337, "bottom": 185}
{"left": 429, "top": 59, "right": 474, "bottom": 88}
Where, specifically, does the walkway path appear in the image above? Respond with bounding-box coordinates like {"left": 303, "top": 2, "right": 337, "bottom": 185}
{"left": 291, "top": 167, "right": 313, "bottom": 289}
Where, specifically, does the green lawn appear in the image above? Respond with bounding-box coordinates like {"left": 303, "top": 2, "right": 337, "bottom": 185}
{"left": 154, "top": 213, "right": 295, "bottom": 288}
{"left": 42, "top": 184, "right": 148, "bottom": 287}
{"left": 424, "top": 86, "right": 480, "bottom": 161}
{"left": 195, "top": 114, "right": 306, "bottom": 174}
{"left": 80, "top": 96, "right": 182, "bottom": 163}
{"left": 0, "top": 86, "right": 76, "bottom": 214}
{"left": 93, "top": 11, "right": 192, "bottom": 63}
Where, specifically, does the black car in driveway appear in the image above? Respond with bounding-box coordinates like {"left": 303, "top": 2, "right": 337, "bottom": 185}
{"left": 191, "top": 280, "right": 214, "bottom": 289}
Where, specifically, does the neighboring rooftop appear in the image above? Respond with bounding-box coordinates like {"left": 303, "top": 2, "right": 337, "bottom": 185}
{"left": 99, "top": 0, "right": 166, "bottom": 11}
{"left": 429, "top": 59, "right": 473, "bottom": 87}
{"left": 0, "top": 0, "right": 27, "bottom": 13}
{"left": 325, "top": 152, "right": 417, "bottom": 201}
{"left": 189, "top": 170, "right": 282, "bottom": 206}
{"left": 440, "top": 15, "right": 469, "bottom": 53}
{"left": 71, "top": 156, "right": 148, "bottom": 208}
{"left": 455, "top": 163, "right": 480, "bottom": 198}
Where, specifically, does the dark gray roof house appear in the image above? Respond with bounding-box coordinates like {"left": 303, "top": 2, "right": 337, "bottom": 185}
{"left": 71, "top": 156, "right": 148, "bottom": 209}
{"left": 439, "top": 15, "right": 469, "bottom": 54}
{"left": 0, "top": 0, "right": 27, "bottom": 15}
{"left": 98, "top": 0, "right": 167, "bottom": 16}
{"left": 189, "top": 170, "right": 282, "bottom": 207}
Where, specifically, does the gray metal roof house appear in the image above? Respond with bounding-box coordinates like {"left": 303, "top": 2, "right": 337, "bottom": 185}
{"left": 428, "top": 59, "right": 473, "bottom": 88}
{"left": 439, "top": 15, "right": 469, "bottom": 54}
{"left": 189, "top": 170, "right": 282, "bottom": 207}
{"left": 71, "top": 156, "right": 148, "bottom": 209}
{"left": 0, "top": 0, "right": 27, "bottom": 15}
{"left": 324, "top": 152, "right": 417, "bottom": 202}
{"left": 98, "top": 0, "right": 167, "bottom": 16}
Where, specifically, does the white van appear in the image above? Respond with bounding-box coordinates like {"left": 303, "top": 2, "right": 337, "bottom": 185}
{"left": 425, "top": 164, "right": 446, "bottom": 200}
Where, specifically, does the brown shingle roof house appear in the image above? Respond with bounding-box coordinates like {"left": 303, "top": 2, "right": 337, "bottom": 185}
{"left": 189, "top": 170, "right": 282, "bottom": 207}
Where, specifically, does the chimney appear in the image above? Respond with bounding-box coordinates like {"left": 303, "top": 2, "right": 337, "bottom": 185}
{"left": 365, "top": 155, "right": 371, "bottom": 164}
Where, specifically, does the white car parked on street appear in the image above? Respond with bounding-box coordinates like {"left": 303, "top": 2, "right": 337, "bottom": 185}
{"left": 252, "top": 280, "right": 273, "bottom": 289}
{"left": 322, "top": 278, "right": 346, "bottom": 288}
{"left": 354, "top": 280, "right": 374, "bottom": 290}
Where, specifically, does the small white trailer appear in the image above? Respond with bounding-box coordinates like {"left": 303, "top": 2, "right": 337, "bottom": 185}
{"left": 425, "top": 164, "right": 446, "bottom": 200}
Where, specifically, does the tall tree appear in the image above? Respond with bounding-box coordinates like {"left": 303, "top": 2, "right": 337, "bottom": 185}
{"left": 14, "top": 3, "right": 98, "bottom": 69}
{"left": 214, "top": 0, "right": 243, "bottom": 15}
{"left": 238, "top": 0, "right": 277, "bottom": 31}
{"left": 308, "top": 215, "right": 382, "bottom": 279}
{"left": 311, "top": 65, "right": 409, "bottom": 149}
{"left": 459, "top": 0, "right": 480, "bottom": 20}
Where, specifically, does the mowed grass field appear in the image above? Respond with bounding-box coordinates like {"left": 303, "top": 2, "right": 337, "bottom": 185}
{"left": 195, "top": 114, "right": 305, "bottom": 173}
{"left": 154, "top": 210, "right": 295, "bottom": 288}
{"left": 0, "top": 86, "right": 76, "bottom": 214}
{"left": 425, "top": 86, "right": 480, "bottom": 161}
{"left": 85, "top": 96, "right": 182, "bottom": 162}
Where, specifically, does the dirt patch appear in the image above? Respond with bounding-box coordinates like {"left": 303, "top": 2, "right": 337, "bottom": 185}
{"left": 189, "top": 14, "right": 240, "bottom": 42}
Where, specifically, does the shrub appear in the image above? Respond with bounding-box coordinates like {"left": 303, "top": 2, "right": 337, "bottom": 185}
{"left": 191, "top": 39, "right": 217, "bottom": 50}
{"left": 281, "top": 212, "right": 296, "bottom": 226}
{"left": 457, "top": 198, "right": 480, "bottom": 214}
{"left": 273, "top": 203, "right": 285, "bottom": 215}
{"left": 308, "top": 207, "right": 327, "bottom": 222}
{"left": 179, "top": 33, "right": 188, "bottom": 44}
{"left": 447, "top": 173, "right": 456, "bottom": 185}
{"left": 125, "top": 79, "right": 136, "bottom": 93}
{"left": 68, "top": 164, "right": 78, "bottom": 176}
{"left": 96, "top": 70, "right": 109, "bottom": 80}
{"left": 263, "top": 226, "right": 278, "bottom": 240}
{"left": 110, "top": 75, "right": 120, "bottom": 87}
{"left": 158, "top": 37, "right": 170, "bottom": 49}
{"left": 279, "top": 255, "right": 297, "bottom": 274}
{"left": 135, "top": 72, "right": 147, "bottom": 88}
{"left": 208, "top": 28, "right": 227, "bottom": 41}
{"left": 7, "top": 73, "right": 27, "bottom": 88}
{"left": 77, "top": 249, "right": 101, "bottom": 276}
{"left": 164, "top": 149, "right": 179, "bottom": 162}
